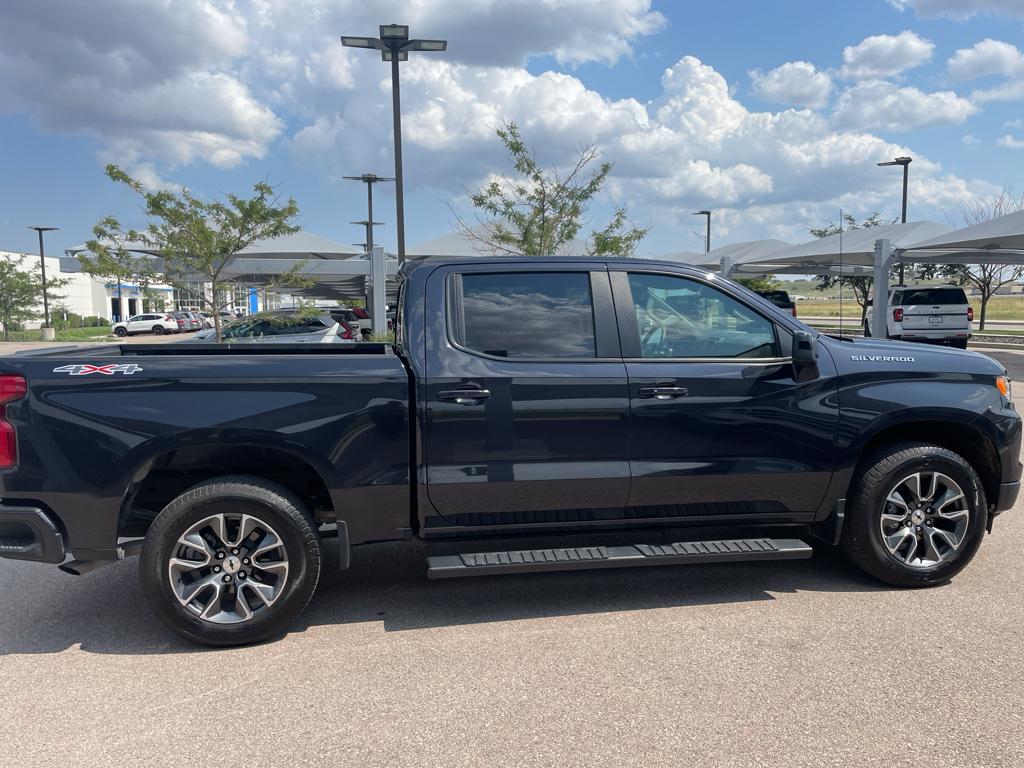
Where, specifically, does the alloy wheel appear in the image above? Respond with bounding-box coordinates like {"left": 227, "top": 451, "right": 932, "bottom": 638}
{"left": 168, "top": 513, "right": 290, "bottom": 624}
{"left": 878, "top": 471, "right": 970, "bottom": 569}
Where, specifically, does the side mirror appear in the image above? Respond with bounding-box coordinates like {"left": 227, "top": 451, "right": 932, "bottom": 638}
{"left": 792, "top": 330, "right": 819, "bottom": 381}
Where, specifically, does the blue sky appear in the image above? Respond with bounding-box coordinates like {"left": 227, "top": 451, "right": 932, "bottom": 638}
{"left": 1, "top": 0, "right": 1023, "bottom": 258}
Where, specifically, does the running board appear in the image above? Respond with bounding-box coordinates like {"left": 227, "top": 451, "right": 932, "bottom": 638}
{"left": 426, "top": 537, "right": 812, "bottom": 579}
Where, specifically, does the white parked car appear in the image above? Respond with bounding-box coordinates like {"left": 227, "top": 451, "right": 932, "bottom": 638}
{"left": 866, "top": 285, "right": 973, "bottom": 349}
{"left": 112, "top": 313, "right": 180, "bottom": 337}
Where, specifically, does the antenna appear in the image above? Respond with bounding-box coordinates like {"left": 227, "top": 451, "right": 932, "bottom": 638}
{"left": 839, "top": 209, "right": 845, "bottom": 339}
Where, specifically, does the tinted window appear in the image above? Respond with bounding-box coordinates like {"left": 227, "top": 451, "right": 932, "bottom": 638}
{"left": 899, "top": 288, "right": 967, "bottom": 305}
{"left": 627, "top": 273, "right": 778, "bottom": 358}
{"left": 458, "top": 272, "right": 596, "bottom": 358}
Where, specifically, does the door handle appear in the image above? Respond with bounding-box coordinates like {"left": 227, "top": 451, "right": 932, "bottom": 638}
{"left": 438, "top": 388, "right": 491, "bottom": 405}
{"left": 638, "top": 386, "right": 689, "bottom": 400}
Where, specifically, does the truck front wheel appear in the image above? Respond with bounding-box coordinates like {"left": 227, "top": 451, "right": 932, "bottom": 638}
{"left": 140, "top": 476, "right": 321, "bottom": 646}
{"left": 842, "top": 443, "right": 986, "bottom": 587}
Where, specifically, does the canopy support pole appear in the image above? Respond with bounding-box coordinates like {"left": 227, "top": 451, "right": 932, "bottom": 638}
{"left": 370, "top": 245, "right": 387, "bottom": 336}
{"left": 870, "top": 238, "right": 894, "bottom": 338}
{"left": 719, "top": 255, "right": 732, "bottom": 279}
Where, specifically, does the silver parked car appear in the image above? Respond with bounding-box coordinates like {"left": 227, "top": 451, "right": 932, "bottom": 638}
{"left": 186, "top": 309, "right": 356, "bottom": 343}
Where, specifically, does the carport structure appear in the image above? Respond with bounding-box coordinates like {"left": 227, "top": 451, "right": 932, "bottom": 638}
{"left": 66, "top": 232, "right": 398, "bottom": 333}
{"left": 715, "top": 212, "right": 1024, "bottom": 339}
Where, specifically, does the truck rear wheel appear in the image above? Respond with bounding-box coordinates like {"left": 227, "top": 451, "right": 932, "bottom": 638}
{"left": 140, "top": 476, "right": 321, "bottom": 646}
{"left": 842, "top": 443, "right": 986, "bottom": 587}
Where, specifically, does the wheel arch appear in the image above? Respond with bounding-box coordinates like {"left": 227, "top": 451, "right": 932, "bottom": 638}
{"left": 118, "top": 434, "right": 338, "bottom": 537}
{"left": 851, "top": 419, "right": 1000, "bottom": 508}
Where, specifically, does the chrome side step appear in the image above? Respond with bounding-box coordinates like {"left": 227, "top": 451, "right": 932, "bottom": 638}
{"left": 426, "top": 537, "right": 812, "bottom": 579}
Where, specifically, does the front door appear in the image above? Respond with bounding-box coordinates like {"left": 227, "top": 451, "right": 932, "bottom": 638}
{"left": 610, "top": 268, "right": 838, "bottom": 523}
{"left": 422, "top": 265, "right": 631, "bottom": 532}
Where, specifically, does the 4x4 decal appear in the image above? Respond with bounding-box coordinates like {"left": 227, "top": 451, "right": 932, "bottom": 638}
{"left": 52, "top": 363, "right": 144, "bottom": 376}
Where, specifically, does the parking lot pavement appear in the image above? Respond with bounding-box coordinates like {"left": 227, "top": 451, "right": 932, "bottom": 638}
{"left": 1, "top": 352, "right": 1022, "bottom": 767}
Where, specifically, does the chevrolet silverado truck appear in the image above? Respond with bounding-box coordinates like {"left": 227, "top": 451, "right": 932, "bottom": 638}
{"left": 0, "top": 257, "right": 1019, "bottom": 646}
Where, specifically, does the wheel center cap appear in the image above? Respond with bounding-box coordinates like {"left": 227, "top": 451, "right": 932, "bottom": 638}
{"left": 223, "top": 555, "right": 242, "bottom": 574}
{"left": 911, "top": 510, "right": 925, "bottom": 525}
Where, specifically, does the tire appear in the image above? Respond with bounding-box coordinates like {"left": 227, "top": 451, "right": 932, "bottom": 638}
{"left": 841, "top": 442, "right": 986, "bottom": 587}
{"left": 140, "top": 476, "right": 321, "bottom": 646}
{"left": 152, "top": 325, "right": 165, "bottom": 335}
{"left": 951, "top": 339, "right": 968, "bottom": 349}
{"left": 114, "top": 327, "right": 128, "bottom": 337}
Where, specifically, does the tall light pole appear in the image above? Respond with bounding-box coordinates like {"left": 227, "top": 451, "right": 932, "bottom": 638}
{"left": 343, "top": 173, "right": 393, "bottom": 255}
{"left": 27, "top": 226, "right": 59, "bottom": 328}
{"left": 693, "top": 210, "right": 711, "bottom": 253}
{"left": 878, "top": 156, "right": 912, "bottom": 284}
{"left": 341, "top": 25, "right": 447, "bottom": 262}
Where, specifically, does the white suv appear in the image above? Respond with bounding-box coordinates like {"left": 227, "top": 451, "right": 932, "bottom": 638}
{"left": 112, "top": 313, "right": 180, "bottom": 337}
{"left": 866, "top": 285, "right": 973, "bottom": 349}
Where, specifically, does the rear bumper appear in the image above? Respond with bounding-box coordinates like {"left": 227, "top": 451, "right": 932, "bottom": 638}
{"left": 896, "top": 330, "right": 972, "bottom": 341}
{"left": 0, "top": 506, "right": 66, "bottom": 563}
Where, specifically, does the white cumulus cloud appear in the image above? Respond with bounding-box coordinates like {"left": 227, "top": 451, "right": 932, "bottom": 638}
{"left": 832, "top": 81, "right": 977, "bottom": 131}
{"left": 948, "top": 39, "right": 1024, "bottom": 80}
{"left": 839, "top": 31, "right": 935, "bottom": 80}
{"left": 750, "top": 62, "right": 833, "bottom": 108}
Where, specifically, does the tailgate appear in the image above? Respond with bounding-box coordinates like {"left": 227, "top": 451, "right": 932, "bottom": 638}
{"left": 902, "top": 304, "right": 969, "bottom": 331}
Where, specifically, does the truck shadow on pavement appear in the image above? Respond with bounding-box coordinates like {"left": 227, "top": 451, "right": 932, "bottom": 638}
{"left": 0, "top": 537, "right": 892, "bottom": 656}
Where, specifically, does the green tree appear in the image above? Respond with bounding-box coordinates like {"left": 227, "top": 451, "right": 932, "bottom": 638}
{"left": 0, "top": 255, "right": 42, "bottom": 340}
{"left": 0, "top": 254, "right": 71, "bottom": 341}
{"left": 921, "top": 188, "right": 1024, "bottom": 330}
{"left": 78, "top": 216, "right": 161, "bottom": 322}
{"left": 456, "top": 121, "right": 648, "bottom": 256}
{"left": 88, "top": 165, "right": 307, "bottom": 340}
{"left": 811, "top": 212, "right": 889, "bottom": 326}
{"left": 734, "top": 276, "right": 778, "bottom": 292}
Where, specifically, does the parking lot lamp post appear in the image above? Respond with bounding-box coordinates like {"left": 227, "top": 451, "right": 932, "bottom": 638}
{"left": 693, "top": 210, "right": 711, "bottom": 253}
{"left": 341, "top": 25, "right": 447, "bottom": 262}
{"left": 27, "top": 226, "right": 59, "bottom": 328}
{"left": 877, "top": 156, "right": 912, "bottom": 285}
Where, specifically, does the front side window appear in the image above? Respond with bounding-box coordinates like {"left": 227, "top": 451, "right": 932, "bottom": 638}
{"left": 626, "top": 273, "right": 778, "bottom": 358}
{"left": 456, "top": 272, "right": 596, "bottom": 358}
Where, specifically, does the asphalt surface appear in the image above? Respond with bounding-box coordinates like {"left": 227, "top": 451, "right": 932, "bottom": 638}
{"left": 2, "top": 351, "right": 1023, "bottom": 767}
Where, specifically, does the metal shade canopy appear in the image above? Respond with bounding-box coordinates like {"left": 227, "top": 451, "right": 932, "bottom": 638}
{"left": 236, "top": 231, "right": 362, "bottom": 259}
{"left": 653, "top": 250, "right": 705, "bottom": 265}
{"left": 701, "top": 238, "right": 794, "bottom": 271}
{"left": 731, "top": 221, "right": 953, "bottom": 275}
{"left": 900, "top": 209, "right": 1024, "bottom": 261}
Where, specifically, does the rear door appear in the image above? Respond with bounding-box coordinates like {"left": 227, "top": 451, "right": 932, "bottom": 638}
{"left": 421, "top": 263, "right": 631, "bottom": 532}
{"left": 899, "top": 287, "right": 970, "bottom": 334}
{"left": 610, "top": 267, "right": 838, "bottom": 521}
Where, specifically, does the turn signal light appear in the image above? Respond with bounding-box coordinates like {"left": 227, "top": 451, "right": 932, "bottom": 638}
{"left": 893, "top": 308, "right": 904, "bottom": 322}
{"left": 0, "top": 375, "right": 27, "bottom": 469}
{"left": 996, "top": 375, "right": 1011, "bottom": 399}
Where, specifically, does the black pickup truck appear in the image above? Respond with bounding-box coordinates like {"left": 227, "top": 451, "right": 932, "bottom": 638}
{"left": 1, "top": 257, "right": 1020, "bottom": 646}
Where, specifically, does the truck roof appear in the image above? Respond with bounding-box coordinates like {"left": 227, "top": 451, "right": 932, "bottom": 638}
{"left": 399, "top": 254, "right": 708, "bottom": 276}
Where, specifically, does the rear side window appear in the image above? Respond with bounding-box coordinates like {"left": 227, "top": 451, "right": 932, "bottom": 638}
{"left": 455, "top": 272, "right": 596, "bottom": 358}
{"left": 900, "top": 288, "right": 967, "bottom": 305}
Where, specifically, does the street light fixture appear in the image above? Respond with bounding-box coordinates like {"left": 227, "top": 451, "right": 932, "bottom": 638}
{"left": 692, "top": 210, "right": 711, "bottom": 253}
{"left": 341, "top": 24, "right": 448, "bottom": 262}
{"left": 27, "top": 226, "right": 58, "bottom": 328}
{"left": 877, "top": 156, "right": 912, "bottom": 284}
